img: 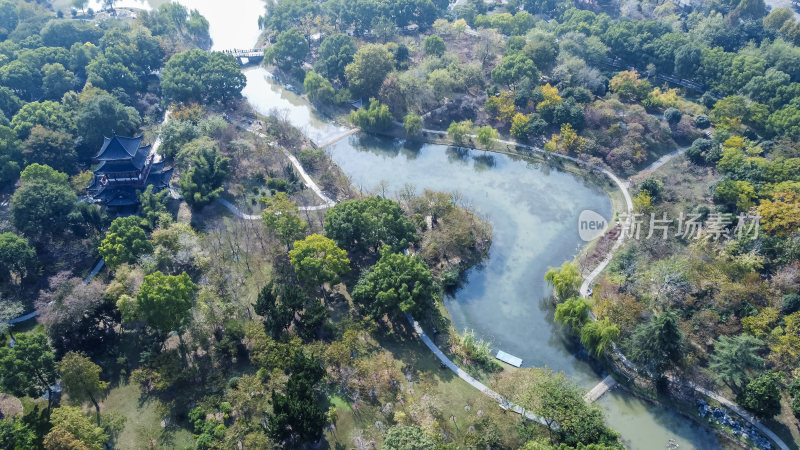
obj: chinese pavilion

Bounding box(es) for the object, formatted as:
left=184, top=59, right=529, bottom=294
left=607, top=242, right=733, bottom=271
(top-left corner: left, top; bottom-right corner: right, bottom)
left=87, top=134, right=172, bottom=208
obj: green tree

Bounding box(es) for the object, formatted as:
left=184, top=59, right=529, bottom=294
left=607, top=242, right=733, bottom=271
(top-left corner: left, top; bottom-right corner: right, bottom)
left=314, top=33, right=355, bottom=82
left=304, top=71, right=334, bottom=104
left=709, top=334, right=764, bottom=392
left=544, top=261, right=582, bottom=301
left=0, top=418, right=36, bottom=450
left=0, top=232, right=35, bottom=282
left=491, top=53, right=539, bottom=87
left=345, top=44, right=395, bottom=99
left=254, top=280, right=303, bottom=338
left=629, top=310, right=684, bottom=377
left=269, top=353, right=326, bottom=445
left=265, top=28, right=309, bottom=74
left=423, top=35, right=446, bottom=57
left=713, top=179, right=757, bottom=212
left=0, top=332, right=58, bottom=412
left=738, top=372, right=783, bottom=418
left=75, top=91, right=140, bottom=161
left=98, top=216, right=153, bottom=269
left=447, top=120, right=473, bottom=145
left=57, top=352, right=109, bottom=425
left=0, top=61, right=41, bottom=101
left=11, top=101, right=72, bottom=140
left=403, top=112, right=423, bottom=136
left=261, top=192, right=308, bottom=249
left=178, top=144, right=230, bottom=208
left=41, top=63, right=75, bottom=101
left=580, top=318, right=620, bottom=357
left=554, top=296, right=590, bottom=329
left=349, top=99, right=392, bottom=131
left=506, top=370, right=620, bottom=446
left=23, top=126, right=77, bottom=174
left=138, top=185, right=171, bottom=230
left=161, top=49, right=246, bottom=105
left=0, top=0, right=17, bottom=40
left=135, top=271, right=197, bottom=340
left=383, top=425, right=436, bottom=449
left=11, top=164, right=77, bottom=239
left=0, top=301, right=23, bottom=338
left=289, top=234, right=350, bottom=293
left=72, top=0, right=89, bottom=12
left=85, top=55, right=139, bottom=94
left=159, top=119, right=200, bottom=159
left=44, top=406, right=108, bottom=450
left=0, top=87, right=22, bottom=119
left=352, top=249, right=436, bottom=319
left=323, top=196, right=418, bottom=253
left=262, top=0, right=320, bottom=32
left=664, top=107, right=682, bottom=125
left=476, top=125, right=498, bottom=149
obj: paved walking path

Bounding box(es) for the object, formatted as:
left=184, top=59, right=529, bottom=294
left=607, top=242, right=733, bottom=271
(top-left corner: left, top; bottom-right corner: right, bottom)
left=226, top=119, right=337, bottom=215
left=640, top=144, right=690, bottom=174
left=405, top=314, right=545, bottom=423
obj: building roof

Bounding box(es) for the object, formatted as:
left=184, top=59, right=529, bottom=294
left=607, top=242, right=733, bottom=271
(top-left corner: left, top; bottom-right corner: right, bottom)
left=94, top=146, right=151, bottom=173
left=94, top=135, right=145, bottom=161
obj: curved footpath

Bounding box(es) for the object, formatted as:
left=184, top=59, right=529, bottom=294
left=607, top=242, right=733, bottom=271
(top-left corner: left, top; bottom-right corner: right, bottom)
left=217, top=119, right=337, bottom=217
left=412, top=128, right=789, bottom=450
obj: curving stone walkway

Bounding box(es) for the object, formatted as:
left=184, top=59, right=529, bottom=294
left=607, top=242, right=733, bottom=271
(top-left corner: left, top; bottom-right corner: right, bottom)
left=405, top=314, right=545, bottom=423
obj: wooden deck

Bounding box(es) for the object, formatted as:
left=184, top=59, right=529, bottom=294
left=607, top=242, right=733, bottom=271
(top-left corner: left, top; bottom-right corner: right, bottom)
left=584, top=375, right=617, bottom=403
left=495, top=350, right=523, bottom=367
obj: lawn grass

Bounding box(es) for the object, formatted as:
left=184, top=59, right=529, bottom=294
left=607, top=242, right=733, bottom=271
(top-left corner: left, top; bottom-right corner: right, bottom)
left=101, top=383, right=195, bottom=450
left=324, top=325, right=527, bottom=448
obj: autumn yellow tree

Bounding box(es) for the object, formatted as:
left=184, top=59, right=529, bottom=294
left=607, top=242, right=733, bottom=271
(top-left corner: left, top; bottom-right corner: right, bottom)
left=609, top=70, right=652, bottom=103
left=758, top=191, right=800, bottom=236
left=537, top=83, right=562, bottom=111
left=544, top=123, right=583, bottom=154
left=484, top=90, right=516, bottom=123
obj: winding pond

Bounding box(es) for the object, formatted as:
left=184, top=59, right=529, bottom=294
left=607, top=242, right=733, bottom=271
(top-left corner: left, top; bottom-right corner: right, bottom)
left=90, top=0, right=725, bottom=447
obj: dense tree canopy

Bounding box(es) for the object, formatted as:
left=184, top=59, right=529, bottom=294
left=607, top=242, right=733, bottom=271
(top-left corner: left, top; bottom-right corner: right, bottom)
left=265, top=27, right=309, bottom=75
left=135, top=271, right=198, bottom=337
left=161, top=49, right=246, bottom=105
left=0, top=332, right=57, bottom=409
left=0, top=231, right=35, bottom=282
left=178, top=144, right=230, bottom=208
left=289, top=234, right=350, bottom=289
left=98, top=216, right=153, bottom=269
left=10, top=164, right=77, bottom=239
left=352, top=249, right=436, bottom=319
left=314, top=33, right=355, bottom=82
left=324, top=196, right=418, bottom=253
left=269, top=353, right=326, bottom=445
left=345, top=44, right=394, bottom=99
